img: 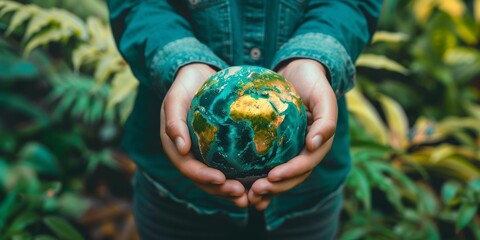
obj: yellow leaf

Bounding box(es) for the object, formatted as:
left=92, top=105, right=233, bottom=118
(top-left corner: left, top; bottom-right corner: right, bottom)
left=0, top=1, right=21, bottom=18
left=87, top=17, right=107, bottom=46
left=463, top=101, right=480, bottom=120
left=475, top=0, right=480, bottom=23
left=72, top=44, right=98, bottom=72
left=53, top=9, right=88, bottom=40
left=356, top=54, right=409, bottom=75
left=5, top=5, right=39, bottom=36
left=371, top=31, right=409, bottom=44
left=346, top=88, right=389, bottom=145
left=452, top=18, right=478, bottom=45
left=119, top=92, right=136, bottom=124
left=24, top=28, right=68, bottom=56
left=443, top=47, right=479, bottom=65
left=377, top=94, right=409, bottom=149
left=412, top=0, right=436, bottom=23
left=430, top=144, right=458, bottom=163
left=409, top=147, right=480, bottom=180
left=438, top=117, right=480, bottom=135
left=94, top=55, right=123, bottom=86
left=438, top=0, right=465, bottom=19
left=24, top=11, right=54, bottom=41
left=107, top=68, right=138, bottom=108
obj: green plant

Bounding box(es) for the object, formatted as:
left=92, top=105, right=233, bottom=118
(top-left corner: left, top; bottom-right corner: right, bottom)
left=0, top=0, right=137, bottom=125
left=341, top=0, right=480, bottom=239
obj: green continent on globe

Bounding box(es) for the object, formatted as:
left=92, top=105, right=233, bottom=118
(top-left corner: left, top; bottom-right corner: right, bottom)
left=187, top=66, right=307, bottom=182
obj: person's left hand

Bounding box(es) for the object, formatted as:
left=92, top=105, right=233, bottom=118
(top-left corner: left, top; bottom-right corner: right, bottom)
left=247, top=59, right=338, bottom=210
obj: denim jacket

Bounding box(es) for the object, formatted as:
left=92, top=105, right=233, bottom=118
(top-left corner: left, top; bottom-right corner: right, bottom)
left=108, top=0, right=382, bottom=230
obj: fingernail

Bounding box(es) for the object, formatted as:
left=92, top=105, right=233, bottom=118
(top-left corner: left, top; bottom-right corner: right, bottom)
left=312, top=135, right=322, bottom=149
left=175, top=137, right=185, bottom=151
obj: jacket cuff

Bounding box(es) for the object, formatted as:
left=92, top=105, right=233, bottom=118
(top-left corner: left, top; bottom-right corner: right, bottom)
left=271, top=33, right=356, bottom=97
left=149, top=37, right=228, bottom=95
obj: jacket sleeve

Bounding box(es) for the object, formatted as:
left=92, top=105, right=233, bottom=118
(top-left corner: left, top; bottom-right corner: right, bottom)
left=271, top=0, right=383, bottom=97
left=107, top=0, right=228, bottom=96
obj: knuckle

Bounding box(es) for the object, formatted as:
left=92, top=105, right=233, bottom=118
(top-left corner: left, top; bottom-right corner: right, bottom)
left=165, top=119, right=179, bottom=136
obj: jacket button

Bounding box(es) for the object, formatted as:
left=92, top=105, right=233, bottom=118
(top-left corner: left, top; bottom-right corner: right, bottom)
left=249, top=48, right=261, bottom=60
left=189, top=0, right=200, bottom=5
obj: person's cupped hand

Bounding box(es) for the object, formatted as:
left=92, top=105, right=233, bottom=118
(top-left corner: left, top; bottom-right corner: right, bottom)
left=248, top=59, right=338, bottom=211
left=160, top=63, right=248, bottom=208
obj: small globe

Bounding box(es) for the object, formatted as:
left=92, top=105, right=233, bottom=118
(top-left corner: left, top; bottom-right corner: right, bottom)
left=187, top=66, right=307, bottom=184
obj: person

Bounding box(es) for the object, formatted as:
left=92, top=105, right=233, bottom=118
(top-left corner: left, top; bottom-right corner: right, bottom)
left=107, top=0, right=382, bottom=239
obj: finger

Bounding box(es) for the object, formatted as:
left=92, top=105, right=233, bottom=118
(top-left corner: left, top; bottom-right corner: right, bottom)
left=196, top=180, right=246, bottom=198
left=231, top=194, right=249, bottom=208
left=247, top=185, right=264, bottom=205
left=196, top=182, right=248, bottom=208
left=161, top=107, right=225, bottom=184
left=163, top=90, right=192, bottom=155
left=305, top=82, right=337, bottom=152
left=254, top=197, right=272, bottom=211
left=268, top=138, right=333, bottom=182
left=251, top=171, right=311, bottom=195
left=305, top=117, right=336, bottom=152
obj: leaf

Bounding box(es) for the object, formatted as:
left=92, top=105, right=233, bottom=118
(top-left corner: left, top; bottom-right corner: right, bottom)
left=364, top=163, right=403, bottom=211
left=476, top=0, right=480, bottom=23
left=442, top=180, right=462, bottom=204
left=71, top=94, right=90, bottom=118
left=348, top=167, right=371, bottom=211
left=93, top=55, right=121, bottom=85
left=346, top=88, right=389, bottom=145
left=24, top=11, right=54, bottom=41
left=464, top=101, right=480, bottom=120
left=443, top=47, right=479, bottom=65
left=376, top=94, right=409, bottom=149
left=417, top=184, right=439, bottom=216
left=456, top=203, right=478, bottom=230
left=371, top=31, right=409, bottom=44
left=356, top=54, right=409, bottom=75
left=34, top=236, right=57, bottom=240
left=18, top=142, right=59, bottom=176
left=0, top=1, right=21, bottom=18
left=5, top=5, right=39, bottom=36
left=0, top=187, right=20, bottom=232
left=89, top=97, right=104, bottom=123
left=57, top=193, right=90, bottom=218
left=467, top=179, right=480, bottom=192
left=5, top=212, right=39, bottom=237
left=72, top=44, right=97, bottom=72
left=438, top=0, right=465, bottom=19
left=0, top=93, right=50, bottom=126
left=54, top=9, right=88, bottom=40
left=43, top=216, right=85, bottom=240
left=452, top=18, right=478, bottom=45
left=340, top=227, right=368, bottom=240
left=412, top=0, right=436, bottom=23
left=24, top=28, right=69, bottom=56
left=107, top=68, right=138, bottom=108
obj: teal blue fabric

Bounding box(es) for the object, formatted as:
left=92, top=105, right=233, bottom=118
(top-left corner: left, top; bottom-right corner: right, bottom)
left=107, top=0, right=382, bottom=230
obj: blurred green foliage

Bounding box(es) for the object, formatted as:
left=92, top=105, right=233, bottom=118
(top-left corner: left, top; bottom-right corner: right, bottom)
left=0, top=0, right=479, bottom=239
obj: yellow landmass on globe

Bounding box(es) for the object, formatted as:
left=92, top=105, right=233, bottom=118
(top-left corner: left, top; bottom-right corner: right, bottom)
left=191, top=111, right=218, bottom=160
left=230, top=95, right=285, bottom=154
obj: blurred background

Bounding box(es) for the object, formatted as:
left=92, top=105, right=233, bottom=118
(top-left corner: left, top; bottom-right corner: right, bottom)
left=0, top=0, right=479, bottom=239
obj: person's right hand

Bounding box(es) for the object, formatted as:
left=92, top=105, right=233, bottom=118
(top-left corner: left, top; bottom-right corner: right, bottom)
left=160, top=63, right=248, bottom=208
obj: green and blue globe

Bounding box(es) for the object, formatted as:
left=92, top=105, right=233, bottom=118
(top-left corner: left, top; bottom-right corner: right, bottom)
left=187, top=66, right=307, bottom=183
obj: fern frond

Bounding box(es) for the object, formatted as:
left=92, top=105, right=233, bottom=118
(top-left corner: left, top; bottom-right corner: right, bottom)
left=0, top=1, right=21, bottom=18
left=107, top=68, right=138, bottom=109
left=5, top=5, right=39, bottom=36
left=24, top=28, right=68, bottom=56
